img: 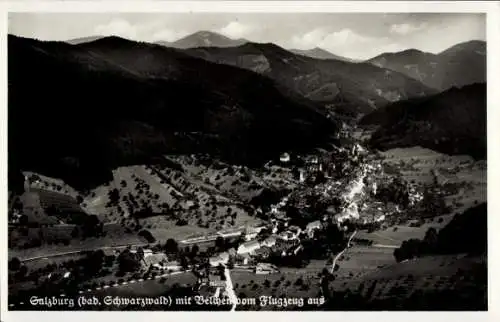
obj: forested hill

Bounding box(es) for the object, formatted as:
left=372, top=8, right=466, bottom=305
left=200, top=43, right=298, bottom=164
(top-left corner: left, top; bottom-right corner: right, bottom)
left=8, top=35, right=337, bottom=190
left=361, top=83, right=486, bottom=160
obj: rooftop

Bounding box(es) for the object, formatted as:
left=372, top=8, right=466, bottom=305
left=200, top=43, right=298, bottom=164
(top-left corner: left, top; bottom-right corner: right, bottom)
left=242, top=240, right=260, bottom=248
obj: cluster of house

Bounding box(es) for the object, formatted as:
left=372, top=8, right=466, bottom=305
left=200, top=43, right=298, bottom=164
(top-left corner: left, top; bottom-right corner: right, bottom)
left=408, top=185, right=424, bottom=207
left=278, top=142, right=371, bottom=186
left=207, top=221, right=323, bottom=273
left=118, top=219, right=323, bottom=279
left=278, top=148, right=410, bottom=230
left=128, top=248, right=182, bottom=272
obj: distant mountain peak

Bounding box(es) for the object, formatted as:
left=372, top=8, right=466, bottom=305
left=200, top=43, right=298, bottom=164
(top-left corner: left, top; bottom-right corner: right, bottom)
left=370, top=48, right=428, bottom=61
left=289, top=47, right=356, bottom=62
left=88, top=35, right=134, bottom=45
left=170, top=31, right=247, bottom=49
left=401, top=48, right=423, bottom=53
left=398, top=48, right=425, bottom=55
left=312, top=46, right=330, bottom=52
left=192, top=30, right=227, bottom=39
left=235, top=41, right=290, bottom=55
left=439, top=39, right=486, bottom=56
left=65, top=35, right=104, bottom=45
left=257, top=42, right=288, bottom=51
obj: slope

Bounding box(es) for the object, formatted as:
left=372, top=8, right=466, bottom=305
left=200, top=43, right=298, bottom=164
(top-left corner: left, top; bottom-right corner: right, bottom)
left=165, top=31, right=248, bottom=49
left=183, top=42, right=436, bottom=115
left=66, top=35, right=104, bottom=45
left=361, top=83, right=486, bottom=159
left=8, top=35, right=337, bottom=190
left=367, top=40, right=486, bottom=91
left=325, top=203, right=487, bottom=310
left=289, top=47, right=357, bottom=62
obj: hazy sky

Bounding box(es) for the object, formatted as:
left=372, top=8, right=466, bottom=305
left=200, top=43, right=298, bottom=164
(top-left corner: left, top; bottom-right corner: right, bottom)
left=9, top=13, right=485, bottom=59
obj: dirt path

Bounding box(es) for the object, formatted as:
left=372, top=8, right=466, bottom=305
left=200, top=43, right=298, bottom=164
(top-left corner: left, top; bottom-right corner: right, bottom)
left=330, top=230, right=357, bottom=274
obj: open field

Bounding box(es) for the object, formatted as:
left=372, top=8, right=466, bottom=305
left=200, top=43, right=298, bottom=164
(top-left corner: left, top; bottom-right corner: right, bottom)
left=280, top=260, right=329, bottom=276
left=21, top=253, right=87, bottom=272
left=332, top=245, right=396, bottom=284
left=334, top=254, right=486, bottom=305
left=9, top=162, right=266, bottom=259
left=372, top=146, right=486, bottom=236
left=355, top=216, right=453, bottom=247
left=380, top=146, right=485, bottom=187
left=144, top=225, right=211, bottom=242
left=23, top=171, right=80, bottom=199
left=84, top=163, right=263, bottom=233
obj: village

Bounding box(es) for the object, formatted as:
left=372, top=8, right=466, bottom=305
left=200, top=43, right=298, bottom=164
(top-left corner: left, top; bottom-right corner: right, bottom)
left=7, top=125, right=459, bottom=310
left=94, top=138, right=432, bottom=303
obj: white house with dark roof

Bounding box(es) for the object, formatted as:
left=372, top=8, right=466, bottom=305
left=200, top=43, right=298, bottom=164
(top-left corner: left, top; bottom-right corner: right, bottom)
left=288, top=225, right=301, bottom=235
left=280, top=152, right=291, bottom=163
left=255, top=263, right=279, bottom=274
left=237, top=240, right=261, bottom=254
left=244, top=225, right=266, bottom=241
left=261, top=235, right=277, bottom=247
left=209, top=252, right=230, bottom=267
left=279, top=231, right=296, bottom=241
left=306, top=220, right=322, bottom=237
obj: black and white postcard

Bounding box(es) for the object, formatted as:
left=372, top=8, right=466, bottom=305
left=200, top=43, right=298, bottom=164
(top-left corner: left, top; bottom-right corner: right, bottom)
left=1, top=1, right=498, bottom=321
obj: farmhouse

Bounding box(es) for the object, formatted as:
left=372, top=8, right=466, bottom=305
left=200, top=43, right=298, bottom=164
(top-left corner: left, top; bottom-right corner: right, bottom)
left=306, top=220, right=322, bottom=237
left=209, top=252, right=230, bottom=267
left=280, top=152, right=291, bottom=163
left=209, top=275, right=226, bottom=288
left=255, top=263, right=279, bottom=275
left=261, top=235, right=277, bottom=247
left=305, top=155, right=319, bottom=165
left=237, top=240, right=261, bottom=255
left=272, top=239, right=299, bottom=255
left=236, top=253, right=252, bottom=265
left=299, top=169, right=306, bottom=183
left=254, top=246, right=272, bottom=259
left=244, top=225, right=265, bottom=241
left=142, top=252, right=167, bottom=269
left=288, top=225, right=302, bottom=236
left=133, top=248, right=153, bottom=257
left=279, top=231, right=296, bottom=241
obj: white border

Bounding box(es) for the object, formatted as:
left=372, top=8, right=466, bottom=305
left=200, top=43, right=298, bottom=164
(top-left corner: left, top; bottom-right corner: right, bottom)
left=0, top=1, right=499, bottom=13
left=1, top=2, right=499, bottom=322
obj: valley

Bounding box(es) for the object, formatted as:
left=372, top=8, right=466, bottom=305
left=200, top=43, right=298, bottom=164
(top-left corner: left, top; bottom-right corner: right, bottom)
left=7, top=24, right=487, bottom=312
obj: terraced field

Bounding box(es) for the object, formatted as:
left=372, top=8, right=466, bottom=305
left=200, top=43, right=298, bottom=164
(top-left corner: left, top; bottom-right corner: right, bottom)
left=231, top=270, right=324, bottom=311
left=331, top=253, right=486, bottom=308
left=23, top=171, right=80, bottom=199
left=84, top=161, right=264, bottom=235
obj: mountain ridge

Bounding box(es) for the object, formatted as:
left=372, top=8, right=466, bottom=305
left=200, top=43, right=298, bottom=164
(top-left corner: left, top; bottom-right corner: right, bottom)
left=183, top=41, right=436, bottom=116
left=165, top=30, right=248, bottom=49
left=290, top=47, right=358, bottom=62
left=8, top=34, right=337, bottom=190
left=367, top=40, right=486, bottom=91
